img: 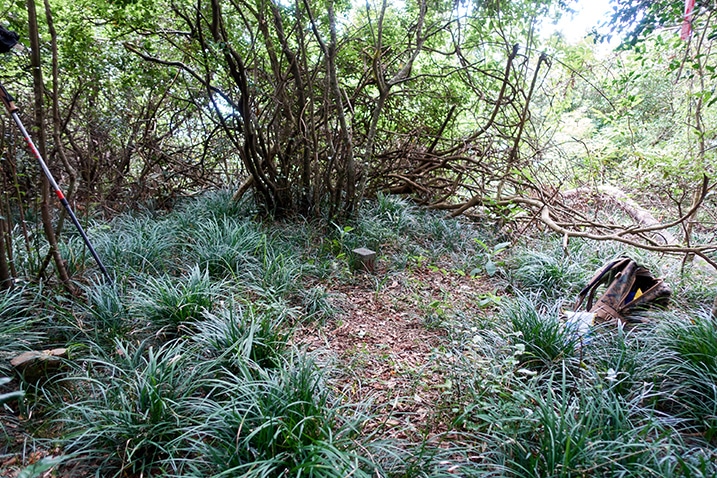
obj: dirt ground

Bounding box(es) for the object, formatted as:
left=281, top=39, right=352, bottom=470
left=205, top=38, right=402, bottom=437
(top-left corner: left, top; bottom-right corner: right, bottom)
left=293, top=258, right=498, bottom=439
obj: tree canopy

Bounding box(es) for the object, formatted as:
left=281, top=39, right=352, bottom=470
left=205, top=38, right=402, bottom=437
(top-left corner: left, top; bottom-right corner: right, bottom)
left=1, top=0, right=717, bottom=287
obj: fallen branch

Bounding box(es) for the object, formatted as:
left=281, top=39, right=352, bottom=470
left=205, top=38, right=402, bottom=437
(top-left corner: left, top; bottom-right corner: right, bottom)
left=501, top=195, right=717, bottom=271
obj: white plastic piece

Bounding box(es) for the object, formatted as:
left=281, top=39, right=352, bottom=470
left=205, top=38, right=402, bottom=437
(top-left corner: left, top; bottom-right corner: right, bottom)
left=564, top=311, right=595, bottom=341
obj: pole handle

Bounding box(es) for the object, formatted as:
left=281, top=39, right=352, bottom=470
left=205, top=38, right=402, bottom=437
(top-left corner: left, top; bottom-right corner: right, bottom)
left=0, top=81, right=19, bottom=114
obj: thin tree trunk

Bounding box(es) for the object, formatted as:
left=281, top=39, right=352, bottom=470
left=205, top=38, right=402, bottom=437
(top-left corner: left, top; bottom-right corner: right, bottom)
left=27, top=0, right=73, bottom=292
left=44, top=0, right=77, bottom=235
left=0, top=120, right=13, bottom=288
left=0, top=212, right=11, bottom=289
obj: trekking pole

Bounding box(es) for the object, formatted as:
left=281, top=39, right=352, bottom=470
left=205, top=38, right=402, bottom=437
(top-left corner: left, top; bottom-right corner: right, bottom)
left=0, top=28, right=112, bottom=283
left=0, top=81, right=112, bottom=283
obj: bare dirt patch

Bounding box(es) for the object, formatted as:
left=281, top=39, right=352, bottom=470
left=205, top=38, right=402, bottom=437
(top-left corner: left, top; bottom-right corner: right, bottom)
left=294, top=258, right=498, bottom=438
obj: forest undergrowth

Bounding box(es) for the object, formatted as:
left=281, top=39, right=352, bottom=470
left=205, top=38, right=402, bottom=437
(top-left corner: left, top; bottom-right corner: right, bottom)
left=1, top=190, right=717, bottom=477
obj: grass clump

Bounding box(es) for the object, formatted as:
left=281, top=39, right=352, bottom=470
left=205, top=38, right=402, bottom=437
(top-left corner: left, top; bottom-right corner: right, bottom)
left=447, top=284, right=717, bottom=477
left=0, top=287, right=45, bottom=373
left=299, top=285, right=338, bottom=324
left=657, top=312, right=717, bottom=440
left=136, top=265, right=226, bottom=334
left=506, top=243, right=588, bottom=300
left=94, top=214, right=177, bottom=276
left=57, top=342, right=375, bottom=477
left=193, top=302, right=289, bottom=369
left=256, top=242, right=303, bottom=296
left=77, top=281, right=134, bottom=346
left=58, top=339, right=208, bottom=476
left=185, top=354, right=373, bottom=477
left=488, top=375, right=674, bottom=477
left=171, top=188, right=254, bottom=223
left=505, top=296, right=578, bottom=369
left=184, top=217, right=263, bottom=279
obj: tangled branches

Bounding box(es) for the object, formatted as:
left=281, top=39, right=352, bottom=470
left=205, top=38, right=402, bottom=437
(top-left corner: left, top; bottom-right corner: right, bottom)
left=367, top=47, right=717, bottom=271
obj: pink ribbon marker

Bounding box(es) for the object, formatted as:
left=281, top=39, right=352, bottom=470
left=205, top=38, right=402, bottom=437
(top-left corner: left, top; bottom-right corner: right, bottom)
left=681, top=0, right=696, bottom=40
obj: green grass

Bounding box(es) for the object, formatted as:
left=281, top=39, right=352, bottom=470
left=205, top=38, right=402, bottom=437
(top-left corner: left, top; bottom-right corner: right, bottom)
left=76, top=280, right=134, bottom=346
left=506, top=243, right=589, bottom=300
left=184, top=216, right=264, bottom=279
left=299, top=285, right=338, bottom=324
left=0, top=287, right=45, bottom=374
left=57, top=343, right=375, bottom=477
left=58, top=339, right=209, bottom=476
left=182, top=354, right=374, bottom=477
left=136, top=265, right=226, bottom=334
left=505, top=295, right=579, bottom=369
left=94, top=214, right=178, bottom=276
left=192, top=301, right=289, bottom=369
left=657, top=312, right=717, bottom=440
left=3, top=191, right=717, bottom=477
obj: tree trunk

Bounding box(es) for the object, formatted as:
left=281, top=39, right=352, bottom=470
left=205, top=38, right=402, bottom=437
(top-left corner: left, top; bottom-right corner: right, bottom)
left=0, top=216, right=11, bottom=289
left=44, top=0, right=77, bottom=234
left=0, top=120, right=13, bottom=289
left=27, top=0, right=73, bottom=292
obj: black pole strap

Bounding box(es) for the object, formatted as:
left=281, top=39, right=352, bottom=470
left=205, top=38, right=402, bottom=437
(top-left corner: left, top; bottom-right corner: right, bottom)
left=0, top=25, right=20, bottom=54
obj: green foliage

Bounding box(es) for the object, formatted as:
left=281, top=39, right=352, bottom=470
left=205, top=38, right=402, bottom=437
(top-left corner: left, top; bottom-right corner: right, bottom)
left=505, top=296, right=579, bottom=369
left=94, top=214, right=177, bottom=276
left=56, top=340, right=377, bottom=477
left=452, top=303, right=717, bottom=477
left=192, top=302, right=288, bottom=369
left=299, top=286, right=338, bottom=324
left=494, top=376, right=669, bottom=477
left=0, top=376, right=23, bottom=405
left=59, top=339, right=208, bottom=476
left=78, top=280, right=134, bottom=345
left=0, top=287, right=44, bottom=374
left=657, top=313, right=717, bottom=439
left=5, top=191, right=717, bottom=477
left=136, top=266, right=224, bottom=333
left=189, top=355, right=372, bottom=477
left=184, top=217, right=264, bottom=279
left=542, top=12, right=717, bottom=233
left=172, top=189, right=255, bottom=223
left=256, top=244, right=303, bottom=297
left=601, top=0, right=691, bottom=47
left=506, top=242, right=588, bottom=300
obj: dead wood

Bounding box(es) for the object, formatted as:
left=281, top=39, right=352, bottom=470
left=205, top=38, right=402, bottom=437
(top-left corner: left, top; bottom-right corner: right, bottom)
left=373, top=130, right=716, bottom=271
left=499, top=191, right=717, bottom=271
left=561, top=185, right=679, bottom=245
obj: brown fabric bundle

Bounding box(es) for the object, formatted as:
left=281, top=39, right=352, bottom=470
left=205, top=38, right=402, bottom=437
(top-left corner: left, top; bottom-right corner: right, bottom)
left=573, top=257, right=671, bottom=325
